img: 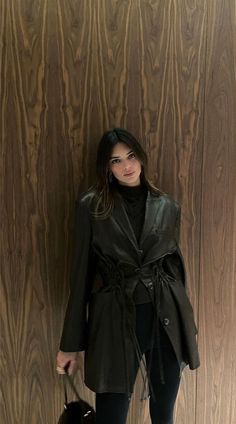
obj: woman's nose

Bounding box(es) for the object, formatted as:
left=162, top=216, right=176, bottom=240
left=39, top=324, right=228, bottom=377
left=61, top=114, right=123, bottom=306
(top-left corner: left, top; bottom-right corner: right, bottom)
left=123, top=160, right=131, bottom=171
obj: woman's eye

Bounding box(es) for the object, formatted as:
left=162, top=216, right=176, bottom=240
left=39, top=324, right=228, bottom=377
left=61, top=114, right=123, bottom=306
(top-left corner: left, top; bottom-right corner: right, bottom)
left=111, top=158, right=120, bottom=165
left=128, top=153, right=136, bottom=159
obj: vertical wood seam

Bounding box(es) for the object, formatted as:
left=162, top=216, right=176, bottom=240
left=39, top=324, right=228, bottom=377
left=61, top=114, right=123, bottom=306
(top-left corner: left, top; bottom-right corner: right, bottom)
left=195, top=1, right=209, bottom=423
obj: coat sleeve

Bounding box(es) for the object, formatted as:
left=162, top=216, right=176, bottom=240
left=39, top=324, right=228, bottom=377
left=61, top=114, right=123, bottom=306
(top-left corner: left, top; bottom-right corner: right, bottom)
left=175, top=205, right=187, bottom=287
left=59, top=198, right=93, bottom=352
left=162, top=203, right=186, bottom=286
left=174, top=204, right=181, bottom=244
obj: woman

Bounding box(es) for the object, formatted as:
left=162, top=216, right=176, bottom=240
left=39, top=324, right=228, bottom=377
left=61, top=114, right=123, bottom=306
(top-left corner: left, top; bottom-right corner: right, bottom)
left=56, top=128, right=200, bottom=424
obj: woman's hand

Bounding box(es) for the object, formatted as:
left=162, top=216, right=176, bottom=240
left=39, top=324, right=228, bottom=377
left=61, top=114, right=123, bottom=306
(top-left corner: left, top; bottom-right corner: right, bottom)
left=56, top=350, right=79, bottom=375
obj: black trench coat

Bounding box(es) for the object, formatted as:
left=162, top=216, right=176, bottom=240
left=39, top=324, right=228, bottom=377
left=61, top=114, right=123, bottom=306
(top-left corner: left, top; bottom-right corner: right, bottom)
left=60, top=189, right=200, bottom=394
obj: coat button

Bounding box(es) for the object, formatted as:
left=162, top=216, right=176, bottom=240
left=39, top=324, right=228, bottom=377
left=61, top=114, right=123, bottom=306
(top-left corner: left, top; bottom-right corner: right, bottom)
left=163, top=318, right=170, bottom=326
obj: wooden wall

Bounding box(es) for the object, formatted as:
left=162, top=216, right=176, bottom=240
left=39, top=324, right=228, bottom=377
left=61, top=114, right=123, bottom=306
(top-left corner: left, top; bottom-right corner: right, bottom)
left=1, top=1, right=235, bottom=423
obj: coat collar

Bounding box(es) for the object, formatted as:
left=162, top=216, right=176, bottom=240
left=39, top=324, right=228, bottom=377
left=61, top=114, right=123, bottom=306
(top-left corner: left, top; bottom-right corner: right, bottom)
left=112, top=190, right=162, bottom=251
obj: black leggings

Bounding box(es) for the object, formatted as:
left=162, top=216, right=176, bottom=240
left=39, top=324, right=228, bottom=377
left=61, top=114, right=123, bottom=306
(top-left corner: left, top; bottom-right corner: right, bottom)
left=96, top=303, right=181, bottom=424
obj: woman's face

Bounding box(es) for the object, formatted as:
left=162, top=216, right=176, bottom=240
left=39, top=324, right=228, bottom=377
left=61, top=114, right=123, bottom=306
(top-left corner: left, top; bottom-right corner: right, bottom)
left=109, top=142, right=142, bottom=186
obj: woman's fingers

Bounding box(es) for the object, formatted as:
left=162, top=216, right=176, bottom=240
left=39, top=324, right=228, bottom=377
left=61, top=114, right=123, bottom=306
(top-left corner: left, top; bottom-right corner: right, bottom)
left=56, top=364, right=67, bottom=374
left=56, top=351, right=79, bottom=375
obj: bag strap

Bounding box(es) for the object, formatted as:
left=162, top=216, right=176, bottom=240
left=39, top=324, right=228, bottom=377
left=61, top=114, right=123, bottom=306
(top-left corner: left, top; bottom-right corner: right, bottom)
left=63, top=372, right=82, bottom=405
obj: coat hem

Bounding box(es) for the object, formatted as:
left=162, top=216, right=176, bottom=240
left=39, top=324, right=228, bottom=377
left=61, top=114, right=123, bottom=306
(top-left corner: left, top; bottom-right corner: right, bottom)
left=84, top=379, right=134, bottom=395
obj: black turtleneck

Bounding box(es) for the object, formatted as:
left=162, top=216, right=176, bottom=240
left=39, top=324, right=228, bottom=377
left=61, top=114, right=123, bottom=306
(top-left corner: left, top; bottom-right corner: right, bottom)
left=116, top=183, right=147, bottom=243
left=116, top=183, right=152, bottom=304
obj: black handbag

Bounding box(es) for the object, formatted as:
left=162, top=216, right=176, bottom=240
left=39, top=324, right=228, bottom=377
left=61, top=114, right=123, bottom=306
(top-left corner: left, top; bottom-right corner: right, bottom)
left=58, top=373, right=96, bottom=424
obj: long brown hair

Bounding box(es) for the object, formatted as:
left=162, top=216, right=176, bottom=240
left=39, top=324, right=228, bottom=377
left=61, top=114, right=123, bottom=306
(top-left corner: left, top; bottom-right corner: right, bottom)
left=90, top=128, right=163, bottom=218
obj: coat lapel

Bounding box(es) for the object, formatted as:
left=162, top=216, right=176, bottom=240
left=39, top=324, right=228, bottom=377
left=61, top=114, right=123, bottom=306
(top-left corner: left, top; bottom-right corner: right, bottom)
left=112, top=191, right=161, bottom=251
left=139, top=191, right=161, bottom=246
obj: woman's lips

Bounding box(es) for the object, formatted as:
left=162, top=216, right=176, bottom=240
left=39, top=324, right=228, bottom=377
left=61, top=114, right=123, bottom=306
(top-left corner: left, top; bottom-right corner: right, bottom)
left=124, top=171, right=135, bottom=177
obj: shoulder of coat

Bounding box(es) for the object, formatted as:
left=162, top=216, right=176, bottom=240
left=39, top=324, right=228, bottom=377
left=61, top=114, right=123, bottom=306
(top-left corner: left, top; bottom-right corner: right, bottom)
left=151, top=191, right=180, bottom=212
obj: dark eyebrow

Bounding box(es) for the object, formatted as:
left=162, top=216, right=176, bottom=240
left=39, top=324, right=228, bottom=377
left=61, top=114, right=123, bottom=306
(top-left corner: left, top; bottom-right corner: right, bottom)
left=110, top=150, right=133, bottom=159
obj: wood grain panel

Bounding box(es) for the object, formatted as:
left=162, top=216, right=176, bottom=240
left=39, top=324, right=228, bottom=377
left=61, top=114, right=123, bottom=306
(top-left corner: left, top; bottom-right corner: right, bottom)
left=197, top=0, right=236, bottom=423
left=1, top=0, right=57, bottom=423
